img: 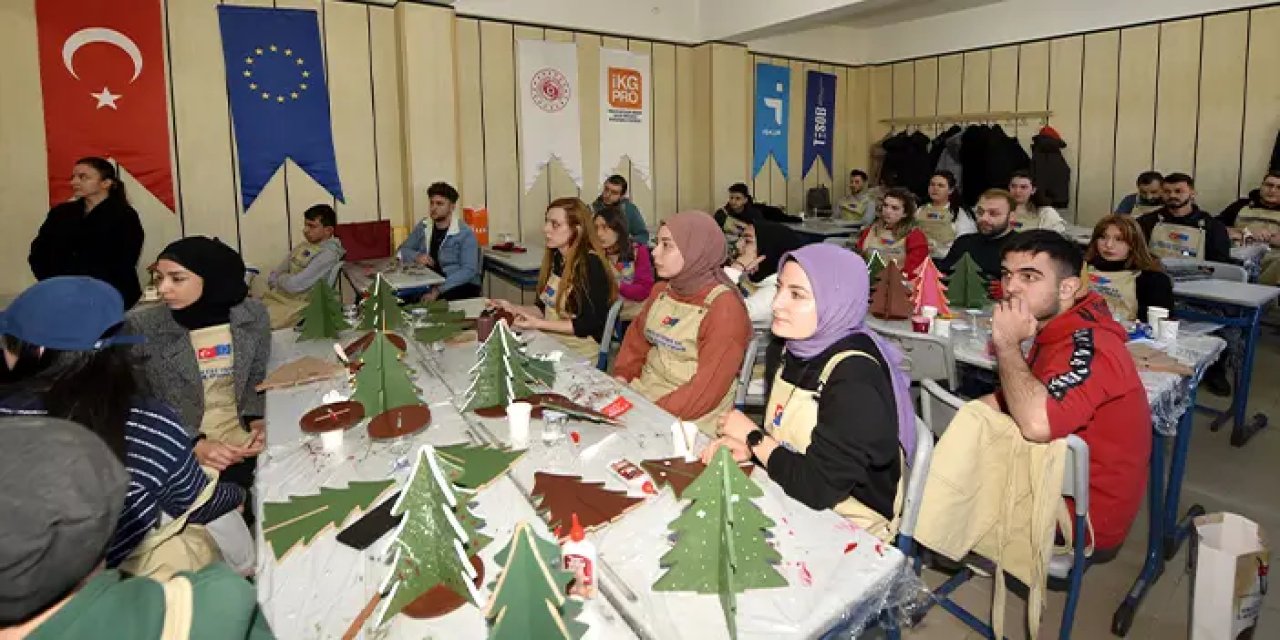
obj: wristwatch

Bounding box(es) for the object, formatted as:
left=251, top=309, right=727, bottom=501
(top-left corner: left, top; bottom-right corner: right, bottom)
left=745, top=429, right=766, bottom=448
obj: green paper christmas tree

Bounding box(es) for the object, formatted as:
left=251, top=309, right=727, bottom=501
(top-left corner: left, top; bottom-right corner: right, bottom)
left=652, top=446, right=787, bottom=640
left=945, top=252, right=991, bottom=310
left=359, top=274, right=407, bottom=331
left=415, top=320, right=467, bottom=345
left=299, top=279, right=351, bottom=340
left=437, top=443, right=526, bottom=491
left=352, top=331, right=422, bottom=416
left=866, top=249, right=887, bottom=285
left=462, top=320, right=556, bottom=412
left=484, top=521, right=588, bottom=640
left=261, top=479, right=396, bottom=559
left=376, top=445, right=485, bottom=626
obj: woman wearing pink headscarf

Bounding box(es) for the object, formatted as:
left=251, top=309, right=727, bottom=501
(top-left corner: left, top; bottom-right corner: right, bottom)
left=613, top=211, right=752, bottom=434
left=703, top=243, right=916, bottom=542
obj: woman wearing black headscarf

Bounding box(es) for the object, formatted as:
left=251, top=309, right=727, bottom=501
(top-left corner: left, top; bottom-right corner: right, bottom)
left=124, top=237, right=271, bottom=489
left=723, top=219, right=806, bottom=324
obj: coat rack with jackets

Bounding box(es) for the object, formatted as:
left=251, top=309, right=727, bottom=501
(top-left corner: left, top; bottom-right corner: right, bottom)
left=871, top=111, right=1069, bottom=209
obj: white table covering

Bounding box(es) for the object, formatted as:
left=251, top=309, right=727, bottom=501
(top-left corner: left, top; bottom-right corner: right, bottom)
left=258, top=327, right=911, bottom=639
left=342, top=258, right=445, bottom=294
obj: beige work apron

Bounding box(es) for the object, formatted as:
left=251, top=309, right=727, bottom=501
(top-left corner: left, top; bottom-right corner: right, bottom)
left=630, top=286, right=736, bottom=434
left=540, top=272, right=601, bottom=360
left=861, top=225, right=909, bottom=270
left=839, top=193, right=874, bottom=222
left=767, top=350, right=904, bottom=542
left=1011, top=206, right=1046, bottom=231
left=918, top=204, right=957, bottom=248
left=259, top=240, right=331, bottom=329
left=1149, top=221, right=1207, bottom=259
left=1234, top=205, right=1280, bottom=237
left=1085, top=268, right=1141, bottom=322
left=190, top=324, right=251, bottom=447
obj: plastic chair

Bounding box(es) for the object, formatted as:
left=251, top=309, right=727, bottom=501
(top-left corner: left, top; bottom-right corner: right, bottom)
left=894, top=411, right=935, bottom=572
left=596, top=299, right=624, bottom=372
left=874, top=323, right=958, bottom=390
left=918, top=381, right=1092, bottom=640
left=733, top=333, right=765, bottom=410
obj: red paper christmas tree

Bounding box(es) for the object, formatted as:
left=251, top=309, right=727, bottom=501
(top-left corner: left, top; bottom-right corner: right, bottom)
left=869, top=260, right=913, bottom=320
left=910, top=257, right=952, bottom=317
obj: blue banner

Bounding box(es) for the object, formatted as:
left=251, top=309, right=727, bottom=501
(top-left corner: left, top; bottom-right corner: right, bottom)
left=218, top=6, right=344, bottom=211
left=803, top=70, right=837, bottom=178
left=753, top=63, right=790, bottom=179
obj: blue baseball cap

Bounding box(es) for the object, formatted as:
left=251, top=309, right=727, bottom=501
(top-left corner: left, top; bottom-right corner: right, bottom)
left=0, top=277, right=144, bottom=351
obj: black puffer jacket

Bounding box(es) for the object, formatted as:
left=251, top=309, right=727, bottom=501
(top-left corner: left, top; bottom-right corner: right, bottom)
left=1031, top=130, right=1071, bottom=208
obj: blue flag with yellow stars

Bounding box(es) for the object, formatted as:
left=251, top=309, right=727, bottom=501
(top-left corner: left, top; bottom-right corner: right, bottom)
left=217, top=6, right=343, bottom=211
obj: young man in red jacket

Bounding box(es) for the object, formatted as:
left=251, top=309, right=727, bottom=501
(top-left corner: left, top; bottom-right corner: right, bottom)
left=983, top=230, right=1152, bottom=555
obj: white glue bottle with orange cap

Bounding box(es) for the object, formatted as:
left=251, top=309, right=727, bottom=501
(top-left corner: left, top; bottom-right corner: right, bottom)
left=561, top=513, right=598, bottom=597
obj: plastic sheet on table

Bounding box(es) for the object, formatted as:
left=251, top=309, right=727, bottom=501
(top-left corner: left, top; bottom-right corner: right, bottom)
left=1136, top=335, right=1227, bottom=437
left=594, top=478, right=916, bottom=640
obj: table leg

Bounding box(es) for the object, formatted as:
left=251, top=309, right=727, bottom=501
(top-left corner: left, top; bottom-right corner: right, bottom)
left=1162, top=387, right=1206, bottom=561
left=1229, top=306, right=1269, bottom=447
left=1112, top=427, right=1167, bottom=637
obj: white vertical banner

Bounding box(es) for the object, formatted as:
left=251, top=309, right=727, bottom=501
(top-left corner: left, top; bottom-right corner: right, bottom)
left=598, top=48, right=652, bottom=188
left=517, top=39, right=583, bottom=193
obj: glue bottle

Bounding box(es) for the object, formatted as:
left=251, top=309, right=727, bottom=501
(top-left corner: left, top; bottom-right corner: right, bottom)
left=561, top=513, right=598, bottom=596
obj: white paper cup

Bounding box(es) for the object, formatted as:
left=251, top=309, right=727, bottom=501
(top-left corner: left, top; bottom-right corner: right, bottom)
left=1160, top=320, right=1180, bottom=344
left=921, top=305, right=939, bottom=319
left=1147, top=306, right=1170, bottom=332
left=320, top=429, right=343, bottom=452
left=506, top=402, right=533, bottom=448
left=932, top=318, right=952, bottom=338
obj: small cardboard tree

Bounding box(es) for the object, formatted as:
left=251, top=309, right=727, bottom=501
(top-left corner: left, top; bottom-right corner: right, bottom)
left=869, top=260, right=913, bottom=320
left=376, top=445, right=484, bottom=626
left=910, top=257, right=953, bottom=317
left=462, top=320, right=556, bottom=412
left=652, top=446, right=787, bottom=640
left=262, top=479, right=396, bottom=560
left=299, top=279, right=351, bottom=340
left=352, top=331, right=422, bottom=417
left=437, top=443, right=526, bottom=491
left=484, top=522, right=587, bottom=640
left=532, top=472, right=644, bottom=537
left=360, top=274, right=407, bottom=332
left=945, top=252, right=991, bottom=310
left=866, top=249, right=887, bottom=285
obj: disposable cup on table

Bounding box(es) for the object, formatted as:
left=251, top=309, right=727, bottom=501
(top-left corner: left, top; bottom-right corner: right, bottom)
left=910, top=315, right=931, bottom=334
left=507, top=402, right=533, bottom=448
left=932, top=318, right=952, bottom=338
left=1148, top=306, right=1170, bottom=334
left=921, top=305, right=939, bottom=320
left=1160, top=320, right=1180, bottom=344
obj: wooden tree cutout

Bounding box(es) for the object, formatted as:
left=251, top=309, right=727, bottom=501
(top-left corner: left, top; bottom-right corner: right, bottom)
left=869, top=260, right=913, bottom=320
left=261, top=479, right=395, bottom=560
left=359, top=274, right=407, bottom=331
left=866, top=249, right=887, bottom=286
left=652, top=446, right=787, bottom=640
left=299, top=279, right=351, bottom=340
left=462, top=320, right=556, bottom=412
left=531, top=472, right=643, bottom=537
left=945, top=252, right=991, bottom=310
left=436, top=443, right=526, bottom=491
left=351, top=331, right=422, bottom=417
left=484, top=522, right=587, bottom=640
left=910, top=257, right=953, bottom=317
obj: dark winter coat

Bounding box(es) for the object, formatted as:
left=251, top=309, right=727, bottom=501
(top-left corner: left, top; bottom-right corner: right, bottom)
left=1031, top=132, right=1072, bottom=208
left=29, top=195, right=145, bottom=307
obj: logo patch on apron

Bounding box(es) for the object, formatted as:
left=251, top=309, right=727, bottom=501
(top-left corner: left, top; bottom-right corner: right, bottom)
left=660, top=316, right=680, bottom=328
left=772, top=404, right=785, bottom=427
left=197, top=344, right=233, bottom=360
left=1167, top=230, right=1191, bottom=242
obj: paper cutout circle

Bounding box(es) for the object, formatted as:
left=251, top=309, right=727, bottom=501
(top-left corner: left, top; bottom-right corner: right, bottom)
left=367, top=404, right=431, bottom=440
left=299, top=401, right=364, bottom=433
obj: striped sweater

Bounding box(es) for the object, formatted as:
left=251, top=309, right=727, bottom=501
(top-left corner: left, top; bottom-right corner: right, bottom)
left=0, top=395, right=245, bottom=567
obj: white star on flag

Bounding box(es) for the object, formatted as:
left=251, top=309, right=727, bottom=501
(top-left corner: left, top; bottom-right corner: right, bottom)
left=91, top=86, right=121, bottom=110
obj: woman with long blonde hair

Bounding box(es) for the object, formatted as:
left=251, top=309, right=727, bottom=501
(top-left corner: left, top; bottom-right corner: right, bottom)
left=491, top=197, right=618, bottom=358
left=1083, top=214, right=1173, bottom=322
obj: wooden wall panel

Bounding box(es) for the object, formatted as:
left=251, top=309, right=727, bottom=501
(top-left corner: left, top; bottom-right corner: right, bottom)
left=710, top=44, right=751, bottom=203
left=679, top=45, right=712, bottom=212
left=1047, top=36, right=1083, bottom=221
left=1194, top=12, right=1248, bottom=211
left=397, top=2, right=459, bottom=232
left=652, top=43, right=678, bottom=223
left=845, top=66, right=871, bottom=179
left=578, top=35, right=603, bottom=198
left=326, top=1, right=379, bottom=224
left=787, top=59, right=805, bottom=212
left=369, top=6, right=403, bottom=221
left=913, top=58, right=939, bottom=137
left=1015, top=42, right=1050, bottom=153
left=0, top=1, right=48, bottom=292
left=1241, top=6, right=1280, bottom=195
left=1153, top=18, right=1202, bottom=176
left=936, top=54, right=963, bottom=120
left=454, top=18, right=486, bottom=210
left=892, top=61, right=914, bottom=119
left=962, top=50, right=990, bottom=114
left=479, top=22, right=519, bottom=242
left=1112, top=25, right=1159, bottom=207
left=989, top=46, right=1019, bottom=123
left=868, top=65, right=894, bottom=158
left=1076, top=31, right=1120, bottom=225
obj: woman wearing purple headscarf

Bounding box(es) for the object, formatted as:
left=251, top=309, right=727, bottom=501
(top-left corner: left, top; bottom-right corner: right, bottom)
left=702, top=243, right=917, bottom=542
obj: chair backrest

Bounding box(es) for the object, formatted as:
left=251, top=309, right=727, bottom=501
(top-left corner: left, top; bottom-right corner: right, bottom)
left=734, top=333, right=765, bottom=409
left=921, top=379, right=964, bottom=438
left=334, top=220, right=393, bottom=261
left=897, top=412, right=935, bottom=539
left=806, top=186, right=832, bottom=216
left=1161, top=257, right=1248, bottom=283
left=875, top=323, right=957, bottom=389
left=596, top=299, right=625, bottom=371
left=1061, top=434, right=1090, bottom=515
left=326, top=259, right=344, bottom=288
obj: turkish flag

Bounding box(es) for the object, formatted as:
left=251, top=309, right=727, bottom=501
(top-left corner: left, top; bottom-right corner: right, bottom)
left=36, top=0, right=175, bottom=211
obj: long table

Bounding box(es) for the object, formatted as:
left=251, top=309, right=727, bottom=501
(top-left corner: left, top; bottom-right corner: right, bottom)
left=483, top=243, right=544, bottom=290
left=258, top=326, right=911, bottom=639
left=342, top=258, right=445, bottom=299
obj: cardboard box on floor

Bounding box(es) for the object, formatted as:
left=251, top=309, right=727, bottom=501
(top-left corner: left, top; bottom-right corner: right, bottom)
left=1190, top=513, right=1269, bottom=640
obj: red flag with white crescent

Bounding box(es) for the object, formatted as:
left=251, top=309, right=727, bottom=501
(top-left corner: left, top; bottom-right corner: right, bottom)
left=35, top=0, right=176, bottom=211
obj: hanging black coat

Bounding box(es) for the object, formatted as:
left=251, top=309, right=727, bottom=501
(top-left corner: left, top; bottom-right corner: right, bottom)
left=1030, top=130, right=1071, bottom=208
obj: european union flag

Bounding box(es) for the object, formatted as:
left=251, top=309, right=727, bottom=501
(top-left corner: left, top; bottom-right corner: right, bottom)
left=218, top=6, right=344, bottom=211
